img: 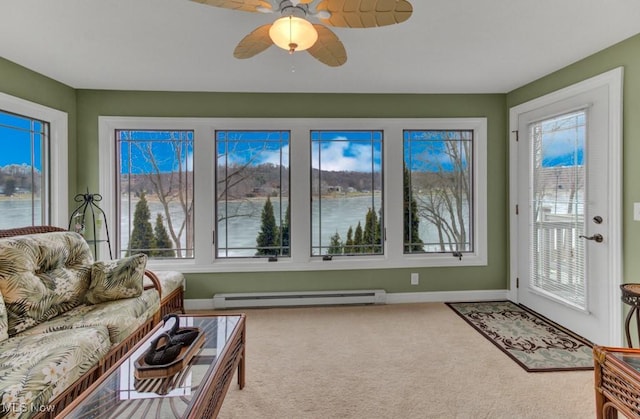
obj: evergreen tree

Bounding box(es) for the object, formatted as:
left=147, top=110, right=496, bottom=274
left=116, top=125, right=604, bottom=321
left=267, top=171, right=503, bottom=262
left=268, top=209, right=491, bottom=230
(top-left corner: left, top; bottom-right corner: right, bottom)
left=403, top=166, right=424, bottom=252
left=353, top=222, right=363, bottom=254
left=256, top=197, right=278, bottom=256
left=153, top=213, right=175, bottom=257
left=128, top=191, right=155, bottom=256
left=344, top=226, right=354, bottom=254
left=377, top=208, right=383, bottom=250
left=328, top=231, right=343, bottom=255
left=363, top=208, right=381, bottom=253
left=280, top=204, right=290, bottom=256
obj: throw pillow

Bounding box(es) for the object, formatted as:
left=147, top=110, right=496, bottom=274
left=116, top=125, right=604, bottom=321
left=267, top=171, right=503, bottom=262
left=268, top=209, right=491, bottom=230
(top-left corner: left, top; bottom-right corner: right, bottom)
left=86, top=254, right=147, bottom=304
left=0, top=232, right=93, bottom=336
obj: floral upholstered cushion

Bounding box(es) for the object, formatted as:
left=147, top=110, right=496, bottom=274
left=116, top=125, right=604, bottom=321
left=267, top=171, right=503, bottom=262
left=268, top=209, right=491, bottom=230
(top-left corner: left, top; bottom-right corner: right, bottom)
left=0, top=290, right=7, bottom=342
left=86, top=254, right=147, bottom=304
left=0, top=232, right=93, bottom=337
left=19, top=288, right=160, bottom=344
left=144, top=270, right=185, bottom=297
left=0, top=326, right=111, bottom=419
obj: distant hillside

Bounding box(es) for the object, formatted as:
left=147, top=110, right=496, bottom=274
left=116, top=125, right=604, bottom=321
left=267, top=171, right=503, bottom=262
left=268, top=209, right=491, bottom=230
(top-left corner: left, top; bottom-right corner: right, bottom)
left=311, top=169, right=382, bottom=194
left=121, top=164, right=383, bottom=198
left=0, top=164, right=40, bottom=195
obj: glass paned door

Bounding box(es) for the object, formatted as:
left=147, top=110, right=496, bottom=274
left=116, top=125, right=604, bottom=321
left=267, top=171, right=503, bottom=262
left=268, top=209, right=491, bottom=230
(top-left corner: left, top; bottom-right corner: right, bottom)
left=530, top=111, right=586, bottom=309
left=513, top=69, right=623, bottom=345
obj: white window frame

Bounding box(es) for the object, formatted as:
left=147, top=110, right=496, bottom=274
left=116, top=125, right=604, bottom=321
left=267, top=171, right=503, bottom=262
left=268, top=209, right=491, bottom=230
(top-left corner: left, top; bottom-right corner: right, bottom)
left=0, top=92, right=68, bottom=227
left=216, top=129, right=290, bottom=259
left=311, top=129, right=384, bottom=257
left=99, top=117, right=487, bottom=272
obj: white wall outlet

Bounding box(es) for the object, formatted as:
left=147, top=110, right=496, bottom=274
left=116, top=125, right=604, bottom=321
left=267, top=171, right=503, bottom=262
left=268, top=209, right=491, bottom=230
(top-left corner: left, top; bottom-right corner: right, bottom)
left=411, top=272, right=419, bottom=285
left=635, top=203, right=640, bottom=221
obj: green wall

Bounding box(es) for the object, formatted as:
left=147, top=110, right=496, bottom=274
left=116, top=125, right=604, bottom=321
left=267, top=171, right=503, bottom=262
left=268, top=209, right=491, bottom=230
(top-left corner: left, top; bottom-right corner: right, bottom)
left=506, top=32, right=640, bottom=287
left=0, top=58, right=77, bottom=211
left=0, top=57, right=510, bottom=298
left=7, top=26, right=640, bottom=301
left=76, top=91, right=507, bottom=298
left=2, top=30, right=639, bottom=305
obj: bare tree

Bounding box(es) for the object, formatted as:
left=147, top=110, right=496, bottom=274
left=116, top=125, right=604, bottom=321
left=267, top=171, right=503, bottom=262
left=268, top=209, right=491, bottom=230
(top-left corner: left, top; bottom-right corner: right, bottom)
left=131, top=134, right=193, bottom=257
left=412, top=132, right=471, bottom=252
left=216, top=140, right=286, bottom=223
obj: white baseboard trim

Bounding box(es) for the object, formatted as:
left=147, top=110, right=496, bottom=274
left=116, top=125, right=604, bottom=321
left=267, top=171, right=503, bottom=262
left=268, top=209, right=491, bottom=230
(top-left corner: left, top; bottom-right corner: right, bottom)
left=385, top=289, right=508, bottom=304
left=184, top=289, right=509, bottom=311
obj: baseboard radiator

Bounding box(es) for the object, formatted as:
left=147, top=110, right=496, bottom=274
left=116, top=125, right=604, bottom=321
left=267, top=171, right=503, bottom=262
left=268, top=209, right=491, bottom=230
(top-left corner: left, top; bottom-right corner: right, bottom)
left=212, top=289, right=387, bottom=309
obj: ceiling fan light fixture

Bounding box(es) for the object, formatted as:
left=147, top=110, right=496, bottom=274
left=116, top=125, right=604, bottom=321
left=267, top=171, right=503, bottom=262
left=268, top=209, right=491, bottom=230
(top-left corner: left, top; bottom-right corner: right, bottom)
left=269, top=16, right=318, bottom=53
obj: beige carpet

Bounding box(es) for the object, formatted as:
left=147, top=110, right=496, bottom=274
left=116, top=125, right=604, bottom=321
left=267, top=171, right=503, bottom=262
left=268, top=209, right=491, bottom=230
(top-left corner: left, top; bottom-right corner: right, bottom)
left=199, top=303, right=594, bottom=418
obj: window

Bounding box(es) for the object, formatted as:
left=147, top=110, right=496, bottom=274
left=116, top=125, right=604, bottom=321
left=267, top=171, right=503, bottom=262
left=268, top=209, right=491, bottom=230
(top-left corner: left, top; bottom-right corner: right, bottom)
left=529, top=111, right=586, bottom=305
left=311, top=130, right=383, bottom=256
left=0, top=111, right=47, bottom=227
left=99, top=117, right=486, bottom=271
left=0, top=93, right=68, bottom=229
left=215, top=130, right=290, bottom=258
left=403, top=130, right=473, bottom=256
left=116, top=130, right=194, bottom=259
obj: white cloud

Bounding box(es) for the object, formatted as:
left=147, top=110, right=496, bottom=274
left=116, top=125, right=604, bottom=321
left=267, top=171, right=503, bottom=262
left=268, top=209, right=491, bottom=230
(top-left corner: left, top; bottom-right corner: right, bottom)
left=543, top=136, right=583, bottom=159
left=313, top=137, right=381, bottom=172
left=256, top=144, right=290, bottom=167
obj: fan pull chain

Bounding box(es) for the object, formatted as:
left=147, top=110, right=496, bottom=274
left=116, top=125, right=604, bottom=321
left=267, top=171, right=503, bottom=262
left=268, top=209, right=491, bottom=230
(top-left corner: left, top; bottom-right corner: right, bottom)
left=288, top=16, right=297, bottom=54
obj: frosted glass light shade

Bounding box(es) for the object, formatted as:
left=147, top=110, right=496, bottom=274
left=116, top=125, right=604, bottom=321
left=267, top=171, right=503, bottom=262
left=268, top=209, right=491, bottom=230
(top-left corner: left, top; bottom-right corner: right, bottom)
left=269, top=16, right=318, bottom=53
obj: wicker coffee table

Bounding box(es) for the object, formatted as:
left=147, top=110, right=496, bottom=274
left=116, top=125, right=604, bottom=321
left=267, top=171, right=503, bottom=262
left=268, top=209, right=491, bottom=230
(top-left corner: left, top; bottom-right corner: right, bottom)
left=57, top=314, right=245, bottom=419
left=593, top=345, right=640, bottom=418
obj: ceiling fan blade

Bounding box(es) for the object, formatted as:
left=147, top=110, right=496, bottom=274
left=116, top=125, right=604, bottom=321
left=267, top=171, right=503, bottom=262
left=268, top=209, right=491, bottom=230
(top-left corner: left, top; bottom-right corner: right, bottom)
left=316, top=0, right=413, bottom=28
left=306, top=24, right=347, bottom=67
left=233, top=24, right=274, bottom=59
left=189, top=0, right=272, bottom=13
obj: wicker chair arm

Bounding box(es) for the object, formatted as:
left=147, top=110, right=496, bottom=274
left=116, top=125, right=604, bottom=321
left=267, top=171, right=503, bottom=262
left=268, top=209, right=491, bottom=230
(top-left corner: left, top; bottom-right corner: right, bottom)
left=0, top=225, right=66, bottom=238
left=143, top=269, right=163, bottom=297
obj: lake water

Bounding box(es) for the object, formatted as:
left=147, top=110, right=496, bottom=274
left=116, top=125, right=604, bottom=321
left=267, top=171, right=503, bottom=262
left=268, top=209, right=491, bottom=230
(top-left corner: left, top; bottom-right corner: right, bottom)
left=0, top=199, right=41, bottom=229
left=123, top=195, right=465, bottom=256
left=124, top=196, right=386, bottom=257
left=0, top=196, right=468, bottom=256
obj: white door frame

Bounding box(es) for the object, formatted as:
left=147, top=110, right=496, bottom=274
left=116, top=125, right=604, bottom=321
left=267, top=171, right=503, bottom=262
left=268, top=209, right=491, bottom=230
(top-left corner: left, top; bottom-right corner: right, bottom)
left=508, top=67, right=623, bottom=346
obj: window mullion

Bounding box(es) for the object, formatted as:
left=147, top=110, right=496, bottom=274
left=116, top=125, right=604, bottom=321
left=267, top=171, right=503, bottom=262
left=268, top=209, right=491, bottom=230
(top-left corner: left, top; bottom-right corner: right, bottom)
left=98, top=117, right=486, bottom=271
left=289, top=125, right=311, bottom=263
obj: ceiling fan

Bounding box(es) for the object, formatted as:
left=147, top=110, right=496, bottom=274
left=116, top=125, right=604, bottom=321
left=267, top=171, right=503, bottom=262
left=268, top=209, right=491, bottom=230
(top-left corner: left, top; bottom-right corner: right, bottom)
left=189, top=0, right=413, bottom=67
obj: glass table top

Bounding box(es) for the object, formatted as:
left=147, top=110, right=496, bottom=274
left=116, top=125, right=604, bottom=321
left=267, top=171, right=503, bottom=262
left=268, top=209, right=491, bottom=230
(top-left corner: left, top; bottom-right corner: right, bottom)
left=611, top=350, right=640, bottom=373
left=64, top=315, right=242, bottom=419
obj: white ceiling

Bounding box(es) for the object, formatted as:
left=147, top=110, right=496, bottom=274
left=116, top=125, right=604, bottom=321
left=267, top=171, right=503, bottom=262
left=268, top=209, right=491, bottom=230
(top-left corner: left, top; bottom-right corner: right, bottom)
left=1, top=0, right=639, bottom=94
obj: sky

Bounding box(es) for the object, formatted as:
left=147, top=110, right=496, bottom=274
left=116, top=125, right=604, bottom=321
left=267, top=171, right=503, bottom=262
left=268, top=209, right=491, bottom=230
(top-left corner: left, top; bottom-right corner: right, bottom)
left=217, top=130, right=290, bottom=169
left=0, top=112, right=44, bottom=168
left=404, top=130, right=471, bottom=172
left=1, top=115, right=585, bottom=175
left=311, top=131, right=382, bottom=172
left=538, top=111, right=585, bottom=167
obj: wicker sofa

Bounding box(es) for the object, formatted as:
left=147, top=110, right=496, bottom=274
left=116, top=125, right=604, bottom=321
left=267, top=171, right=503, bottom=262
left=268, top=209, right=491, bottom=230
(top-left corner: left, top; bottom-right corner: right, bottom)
left=0, top=226, right=185, bottom=419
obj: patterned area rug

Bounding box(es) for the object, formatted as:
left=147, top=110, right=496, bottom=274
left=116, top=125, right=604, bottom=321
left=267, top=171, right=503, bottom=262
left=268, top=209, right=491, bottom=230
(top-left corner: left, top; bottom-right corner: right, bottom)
left=446, top=300, right=593, bottom=372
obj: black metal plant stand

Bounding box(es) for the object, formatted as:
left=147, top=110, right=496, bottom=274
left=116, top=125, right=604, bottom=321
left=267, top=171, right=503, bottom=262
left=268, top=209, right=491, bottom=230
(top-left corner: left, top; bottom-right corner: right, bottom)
left=68, top=190, right=113, bottom=259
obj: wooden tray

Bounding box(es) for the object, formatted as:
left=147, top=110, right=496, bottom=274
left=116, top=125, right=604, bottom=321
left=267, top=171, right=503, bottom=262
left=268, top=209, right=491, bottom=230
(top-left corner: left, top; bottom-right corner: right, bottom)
left=134, top=328, right=205, bottom=380
left=134, top=366, right=192, bottom=395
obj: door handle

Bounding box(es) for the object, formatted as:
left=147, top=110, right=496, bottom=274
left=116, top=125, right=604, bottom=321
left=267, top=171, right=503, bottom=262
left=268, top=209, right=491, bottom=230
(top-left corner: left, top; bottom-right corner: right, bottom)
left=579, top=234, right=604, bottom=243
